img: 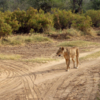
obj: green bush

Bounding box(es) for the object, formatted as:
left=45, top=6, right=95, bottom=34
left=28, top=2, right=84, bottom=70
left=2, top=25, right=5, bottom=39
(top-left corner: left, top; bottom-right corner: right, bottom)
left=27, top=8, right=53, bottom=32
left=12, top=9, right=27, bottom=26
left=86, top=10, right=100, bottom=27
left=53, top=9, right=74, bottom=29
left=72, top=14, right=92, bottom=31
left=4, top=11, right=20, bottom=32
left=11, top=9, right=29, bottom=33
left=26, top=7, right=38, bottom=18
left=9, top=7, right=53, bottom=33
left=0, top=7, right=94, bottom=37
left=0, top=18, right=12, bottom=37
left=53, top=9, right=92, bottom=32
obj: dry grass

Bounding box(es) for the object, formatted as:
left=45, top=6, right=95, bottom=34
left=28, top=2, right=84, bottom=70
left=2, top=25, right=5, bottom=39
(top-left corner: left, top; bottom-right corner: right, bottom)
left=80, top=51, right=100, bottom=61
left=62, top=28, right=97, bottom=37
left=46, top=28, right=83, bottom=37
left=64, top=28, right=83, bottom=36
left=22, top=57, right=57, bottom=63
left=0, top=34, right=53, bottom=46
left=58, top=40, right=100, bottom=47
left=86, top=28, right=97, bottom=36
left=46, top=27, right=99, bottom=39
left=0, top=54, right=21, bottom=60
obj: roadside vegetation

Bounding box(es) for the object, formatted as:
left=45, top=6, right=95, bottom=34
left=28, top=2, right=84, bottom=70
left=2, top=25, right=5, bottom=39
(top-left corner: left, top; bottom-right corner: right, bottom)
left=22, top=57, right=57, bottom=63
left=0, top=7, right=100, bottom=38
left=0, top=34, right=53, bottom=46
left=57, top=40, right=100, bottom=47
left=0, top=0, right=99, bottom=38
left=0, top=54, right=21, bottom=60
left=80, top=51, right=100, bottom=61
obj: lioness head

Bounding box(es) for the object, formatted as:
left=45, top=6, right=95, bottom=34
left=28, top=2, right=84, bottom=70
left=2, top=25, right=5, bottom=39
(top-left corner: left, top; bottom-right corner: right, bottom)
left=56, top=47, right=64, bottom=56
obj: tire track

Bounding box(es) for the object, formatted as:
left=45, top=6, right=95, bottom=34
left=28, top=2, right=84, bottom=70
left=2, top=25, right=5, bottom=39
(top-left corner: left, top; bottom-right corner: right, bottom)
left=0, top=61, right=37, bottom=100
left=60, top=74, right=85, bottom=100
left=34, top=58, right=100, bottom=100
left=54, top=74, right=79, bottom=99
left=88, top=67, right=100, bottom=100
left=8, top=62, right=37, bottom=99
left=0, top=49, right=100, bottom=100
left=43, top=76, right=65, bottom=100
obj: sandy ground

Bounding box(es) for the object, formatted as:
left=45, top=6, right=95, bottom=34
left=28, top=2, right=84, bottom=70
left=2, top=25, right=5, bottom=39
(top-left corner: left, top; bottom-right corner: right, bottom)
left=0, top=47, right=100, bottom=100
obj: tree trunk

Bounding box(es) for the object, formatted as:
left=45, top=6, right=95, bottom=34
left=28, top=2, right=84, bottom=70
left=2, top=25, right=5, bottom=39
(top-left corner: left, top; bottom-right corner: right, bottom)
left=72, top=0, right=76, bottom=13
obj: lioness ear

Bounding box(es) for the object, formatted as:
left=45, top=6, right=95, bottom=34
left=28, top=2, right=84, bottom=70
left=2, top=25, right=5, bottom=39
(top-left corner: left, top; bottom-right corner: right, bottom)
left=61, top=47, right=64, bottom=50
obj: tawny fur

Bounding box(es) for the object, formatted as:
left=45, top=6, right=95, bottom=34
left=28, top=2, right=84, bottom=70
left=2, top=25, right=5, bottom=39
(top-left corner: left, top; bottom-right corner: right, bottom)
left=56, top=47, right=79, bottom=71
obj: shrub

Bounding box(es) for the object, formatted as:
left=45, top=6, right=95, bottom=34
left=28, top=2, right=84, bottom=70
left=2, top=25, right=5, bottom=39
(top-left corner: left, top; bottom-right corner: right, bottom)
left=11, top=9, right=29, bottom=33
left=72, top=14, right=92, bottom=31
left=4, top=11, right=20, bottom=32
left=0, top=18, right=12, bottom=37
left=0, top=7, right=94, bottom=37
left=9, top=7, right=53, bottom=33
left=53, top=9, right=74, bottom=29
left=53, top=9, right=92, bottom=32
left=26, top=7, right=38, bottom=18
left=86, top=10, right=100, bottom=27
left=27, top=9, right=53, bottom=32
left=12, top=9, right=27, bottom=26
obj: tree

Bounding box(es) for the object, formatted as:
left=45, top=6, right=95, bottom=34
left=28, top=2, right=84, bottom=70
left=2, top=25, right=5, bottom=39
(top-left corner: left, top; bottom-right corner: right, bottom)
left=0, top=0, right=30, bottom=11
left=91, top=0, right=100, bottom=10
left=0, top=0, right=8, bottom=12
left=28, top=0, right=71, bottom=12
left=70, top=0, right=83, bottom=13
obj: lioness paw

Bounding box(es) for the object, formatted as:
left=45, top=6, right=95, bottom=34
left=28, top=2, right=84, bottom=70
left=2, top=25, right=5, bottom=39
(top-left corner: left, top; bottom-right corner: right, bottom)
left=75, top=67, right=78, bottom=69
left=66, top=69, right=69, bottom=72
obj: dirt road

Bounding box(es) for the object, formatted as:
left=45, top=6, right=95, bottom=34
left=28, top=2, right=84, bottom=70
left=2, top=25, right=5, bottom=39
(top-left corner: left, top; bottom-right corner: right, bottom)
left=0, top=49, right=100, bottom=100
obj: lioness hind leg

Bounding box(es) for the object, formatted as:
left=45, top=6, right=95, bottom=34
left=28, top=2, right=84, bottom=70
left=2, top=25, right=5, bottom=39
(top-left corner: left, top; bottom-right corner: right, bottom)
left=76, top=48, right=79, bottom=68
left=66, top=59, right=70, bottom=71
left=72, top=58, right=76, bottom=68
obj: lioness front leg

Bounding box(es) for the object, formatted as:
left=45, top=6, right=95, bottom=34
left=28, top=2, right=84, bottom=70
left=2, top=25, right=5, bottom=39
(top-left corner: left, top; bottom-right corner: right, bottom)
left=66, top=59, right=70, bottom=71
left=72, top=58, right=76, bottom=68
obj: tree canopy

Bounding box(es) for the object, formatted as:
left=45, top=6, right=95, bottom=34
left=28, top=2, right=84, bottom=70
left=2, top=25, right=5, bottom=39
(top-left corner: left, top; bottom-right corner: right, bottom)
left=0, top=0, right=99, bottom=12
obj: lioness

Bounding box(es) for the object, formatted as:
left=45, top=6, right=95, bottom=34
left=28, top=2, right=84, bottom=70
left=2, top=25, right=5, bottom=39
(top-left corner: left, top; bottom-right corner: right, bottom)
left=56, top=47, right=79, bottom=71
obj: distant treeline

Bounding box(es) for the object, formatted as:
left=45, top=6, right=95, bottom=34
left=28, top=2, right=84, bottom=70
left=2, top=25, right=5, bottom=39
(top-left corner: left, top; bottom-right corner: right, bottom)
left=0, top=0, right=100, bottom=12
